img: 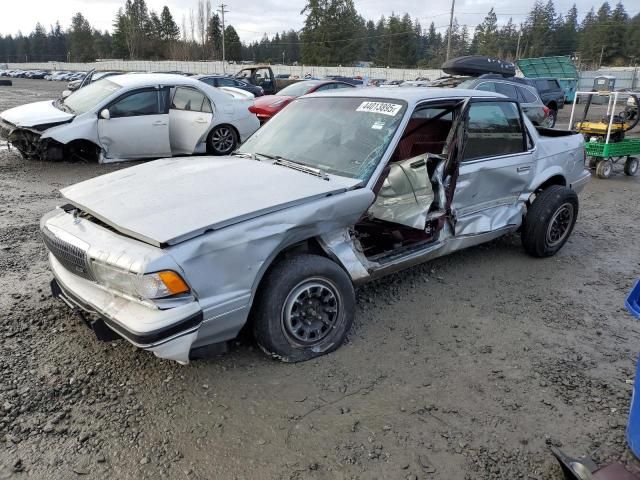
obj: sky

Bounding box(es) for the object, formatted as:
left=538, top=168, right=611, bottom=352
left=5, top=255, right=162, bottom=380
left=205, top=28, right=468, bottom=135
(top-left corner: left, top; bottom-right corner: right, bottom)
left=0, top=0, right=638, bottom=43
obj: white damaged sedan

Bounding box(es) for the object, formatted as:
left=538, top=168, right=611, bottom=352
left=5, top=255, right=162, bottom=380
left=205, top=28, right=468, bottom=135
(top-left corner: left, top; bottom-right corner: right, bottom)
left=0, top=73, right=259, bottom=162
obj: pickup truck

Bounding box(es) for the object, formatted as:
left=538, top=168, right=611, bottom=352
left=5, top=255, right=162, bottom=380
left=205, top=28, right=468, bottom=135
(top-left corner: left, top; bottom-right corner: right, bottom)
left=41, top=88, right=590, bottom=364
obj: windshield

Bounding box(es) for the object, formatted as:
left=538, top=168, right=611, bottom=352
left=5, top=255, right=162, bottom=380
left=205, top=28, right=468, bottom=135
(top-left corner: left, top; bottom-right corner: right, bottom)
left=237, top=97, right=406, bottom=180
left=277, top=81, right=321, bottom=97
left=62, top=79, right=120, bottom=114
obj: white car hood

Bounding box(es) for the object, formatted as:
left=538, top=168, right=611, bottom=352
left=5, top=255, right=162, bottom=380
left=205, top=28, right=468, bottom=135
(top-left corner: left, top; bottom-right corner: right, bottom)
left=61, top=156, right=361, bottom=247
left=0, top=100, right=73, bottom=128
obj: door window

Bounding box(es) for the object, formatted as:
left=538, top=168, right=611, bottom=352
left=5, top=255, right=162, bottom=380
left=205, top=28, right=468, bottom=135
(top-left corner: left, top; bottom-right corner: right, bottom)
left=171, top=87, right=211, bottom=113
left=463, top=102, right=526, bottom=161
left=108, top=90, right=159, bottom=118
left=494, top=82, right=519, bottom=101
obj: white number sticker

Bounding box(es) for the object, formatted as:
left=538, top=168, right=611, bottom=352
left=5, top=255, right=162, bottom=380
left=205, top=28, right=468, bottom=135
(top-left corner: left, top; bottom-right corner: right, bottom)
left=356, top=101, right=402, bottom=116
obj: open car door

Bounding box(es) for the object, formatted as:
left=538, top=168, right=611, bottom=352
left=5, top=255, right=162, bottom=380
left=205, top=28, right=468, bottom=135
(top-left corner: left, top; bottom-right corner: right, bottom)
left=450, top=98, right=535, bottom=236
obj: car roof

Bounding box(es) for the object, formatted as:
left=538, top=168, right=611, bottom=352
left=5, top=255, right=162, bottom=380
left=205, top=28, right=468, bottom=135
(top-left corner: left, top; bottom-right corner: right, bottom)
left=109, top=73, right=203, bottom=88
left=303, top=87, right=504, bottom=105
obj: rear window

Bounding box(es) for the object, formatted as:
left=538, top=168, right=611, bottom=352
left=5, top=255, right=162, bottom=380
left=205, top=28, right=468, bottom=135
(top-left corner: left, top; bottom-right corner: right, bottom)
left=518, top=86, right=539, bottom=104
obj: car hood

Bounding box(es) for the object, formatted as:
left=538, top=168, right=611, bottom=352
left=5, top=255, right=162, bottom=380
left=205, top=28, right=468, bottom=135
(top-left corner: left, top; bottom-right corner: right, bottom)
left=0, top=100, right=74, bottom=128
left=61, top=156, right=362, bottom=247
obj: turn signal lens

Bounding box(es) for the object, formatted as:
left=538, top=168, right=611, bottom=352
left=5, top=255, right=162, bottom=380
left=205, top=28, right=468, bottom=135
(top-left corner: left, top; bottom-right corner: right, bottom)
left=157, top=271, right=189, bottom=296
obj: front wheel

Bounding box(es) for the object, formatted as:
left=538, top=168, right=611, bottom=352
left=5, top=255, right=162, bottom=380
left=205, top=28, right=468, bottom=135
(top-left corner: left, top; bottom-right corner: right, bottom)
left=521, top=185, right=579, bottom=258
left=207, top=125, right=238, bottom=155
left=624, top=157, right=639, bottom=176
left=252, top=254, right=355, bottom=362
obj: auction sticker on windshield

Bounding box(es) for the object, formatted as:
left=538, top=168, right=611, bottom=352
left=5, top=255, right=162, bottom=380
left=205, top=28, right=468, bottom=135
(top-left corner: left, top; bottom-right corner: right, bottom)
left=356, top=101, right=402, bottom=116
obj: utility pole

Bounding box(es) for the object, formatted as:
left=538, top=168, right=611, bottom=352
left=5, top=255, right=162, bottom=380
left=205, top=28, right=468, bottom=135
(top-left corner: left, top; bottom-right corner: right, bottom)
left=218, top=3, right=228, bottom=73
left=515, top=31, right=523, bottom=60
left=445, top=0, right=456, bottom=62
left=598, top=44, right=605, bottom=69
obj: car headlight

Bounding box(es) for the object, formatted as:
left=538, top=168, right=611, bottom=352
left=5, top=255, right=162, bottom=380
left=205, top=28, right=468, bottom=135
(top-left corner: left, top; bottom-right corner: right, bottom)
left=90, top=261, right=189, bottom=300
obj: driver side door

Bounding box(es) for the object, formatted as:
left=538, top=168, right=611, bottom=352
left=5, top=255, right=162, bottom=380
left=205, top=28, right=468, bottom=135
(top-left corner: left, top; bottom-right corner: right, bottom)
left=98, top=88, right=171, bottom=160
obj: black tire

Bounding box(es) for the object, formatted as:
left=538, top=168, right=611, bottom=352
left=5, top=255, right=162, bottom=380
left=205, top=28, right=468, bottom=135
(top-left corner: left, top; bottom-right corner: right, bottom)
left=596, top=159, right=613, bottom=179
left=624, top=157, right=639, bottom=176
left=252, top=254, right=355, bottom=362
left=544, top=108, right=557, bottom=128
left=207, top=125, right=237, bottom=155
left=0, top=79, right=12, bottom=86
left=521, top=185, right=579, bottom=258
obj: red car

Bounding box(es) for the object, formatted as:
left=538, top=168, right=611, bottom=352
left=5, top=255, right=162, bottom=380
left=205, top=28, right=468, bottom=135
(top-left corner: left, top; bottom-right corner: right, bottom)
left=249, top=80, right=355, bottom=122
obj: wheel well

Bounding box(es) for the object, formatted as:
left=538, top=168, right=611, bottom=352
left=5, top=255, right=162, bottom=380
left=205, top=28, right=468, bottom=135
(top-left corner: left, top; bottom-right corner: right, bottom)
left=536, top=175, right=566, bottom=193
left=547, top=101, right=558, bottom=111
left=208, top=123, right=240, bottom=141
left=243, top=238, right=331, bottom=331
left=64, top=139, right=101, bottom=162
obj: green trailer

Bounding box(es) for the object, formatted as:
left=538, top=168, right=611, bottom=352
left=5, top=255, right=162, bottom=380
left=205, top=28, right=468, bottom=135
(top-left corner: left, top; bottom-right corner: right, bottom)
left=569, top=90, right=640, bottom=178
left=517, top=56, right=579, bottom=102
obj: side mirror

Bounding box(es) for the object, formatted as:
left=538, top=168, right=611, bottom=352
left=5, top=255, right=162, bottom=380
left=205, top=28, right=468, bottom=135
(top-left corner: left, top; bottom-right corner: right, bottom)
left=99, top=109, right=110, bottom=120
left=61, top=90, right=72, bottom=99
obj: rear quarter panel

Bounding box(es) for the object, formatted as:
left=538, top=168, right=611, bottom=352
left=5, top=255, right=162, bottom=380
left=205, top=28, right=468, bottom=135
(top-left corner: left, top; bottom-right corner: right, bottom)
left=528, top=124, right=586, bottom=190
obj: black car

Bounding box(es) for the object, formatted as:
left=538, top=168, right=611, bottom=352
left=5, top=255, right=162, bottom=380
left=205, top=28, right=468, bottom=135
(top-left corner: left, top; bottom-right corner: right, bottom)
left=195, top=75, right=264, bottom=97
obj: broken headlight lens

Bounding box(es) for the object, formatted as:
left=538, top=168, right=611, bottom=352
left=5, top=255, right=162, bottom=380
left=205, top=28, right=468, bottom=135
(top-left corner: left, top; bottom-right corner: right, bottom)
left=90, top=261, right=189, bottom=300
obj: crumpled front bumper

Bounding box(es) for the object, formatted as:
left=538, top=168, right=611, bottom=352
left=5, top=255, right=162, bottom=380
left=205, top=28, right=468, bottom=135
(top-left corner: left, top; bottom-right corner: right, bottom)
left=49, top=254, right=203, bottom=364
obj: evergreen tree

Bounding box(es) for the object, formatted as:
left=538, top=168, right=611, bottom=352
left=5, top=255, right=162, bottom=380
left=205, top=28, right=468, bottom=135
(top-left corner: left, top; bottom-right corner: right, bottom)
left=69, top=13, right=95, bottom=61
left=224, top=26, right=241, bottom=61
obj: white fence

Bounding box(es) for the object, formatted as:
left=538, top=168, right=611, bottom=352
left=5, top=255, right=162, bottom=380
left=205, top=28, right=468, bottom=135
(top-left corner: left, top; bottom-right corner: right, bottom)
left=7, top=60, right=445, bottom=82
left=8, top=60, right=639, bottom=88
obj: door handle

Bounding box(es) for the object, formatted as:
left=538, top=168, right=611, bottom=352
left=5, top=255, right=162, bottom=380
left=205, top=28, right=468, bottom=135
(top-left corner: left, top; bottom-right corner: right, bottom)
left=517, top=166, right=531, bottom=173
left=195, top=118, right=208, bottom=124
left=152, top=121, right=167, bottom=126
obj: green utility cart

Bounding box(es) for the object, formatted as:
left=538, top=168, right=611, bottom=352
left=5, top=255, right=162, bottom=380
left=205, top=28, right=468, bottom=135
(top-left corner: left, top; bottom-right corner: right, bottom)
left=569, top=90, right=640, bottom=179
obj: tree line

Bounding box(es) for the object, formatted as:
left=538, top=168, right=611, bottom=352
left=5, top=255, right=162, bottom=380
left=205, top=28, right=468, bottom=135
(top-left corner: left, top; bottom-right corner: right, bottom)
left=0, top=0, right=638, bottom=69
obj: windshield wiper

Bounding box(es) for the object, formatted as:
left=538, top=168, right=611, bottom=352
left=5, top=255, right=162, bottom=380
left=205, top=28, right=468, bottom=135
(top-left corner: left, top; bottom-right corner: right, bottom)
left=272, top=156, right=328, bottom=180
left=54, top=98, right=74, bottom=114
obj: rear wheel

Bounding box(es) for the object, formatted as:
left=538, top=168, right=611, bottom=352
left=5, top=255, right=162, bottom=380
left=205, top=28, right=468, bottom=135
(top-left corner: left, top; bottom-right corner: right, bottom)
left=522, top=185, right=579, bottom=258
left=207, top=125, right=237, bottom=155
left=596, top=159, right=613, bottom=179
left=624, top=157, right=639, bottom=176
left=543, top=109, right=557, bottom=128
left=252, top=254, right=355, bottom=362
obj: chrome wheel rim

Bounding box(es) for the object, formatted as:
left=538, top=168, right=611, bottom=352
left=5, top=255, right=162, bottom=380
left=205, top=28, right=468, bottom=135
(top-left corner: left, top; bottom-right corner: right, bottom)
left=542, top=113, right=555, bottom=128
left=210, top=127, right=235, bottom=153
left=629, top=159, right=639, bottom=175
left=282, top=278, right=340, bottom=346
left=602, top=160, right=612, bottom=177
left=546, top=203, right=574, bottom=247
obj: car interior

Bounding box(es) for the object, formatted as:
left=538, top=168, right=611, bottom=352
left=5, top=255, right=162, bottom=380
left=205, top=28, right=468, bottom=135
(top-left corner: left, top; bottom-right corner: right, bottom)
left=353, top=101, right=462, bottom=260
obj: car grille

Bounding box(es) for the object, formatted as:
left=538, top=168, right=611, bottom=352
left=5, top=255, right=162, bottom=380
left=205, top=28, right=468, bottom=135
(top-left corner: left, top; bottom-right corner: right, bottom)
left=42, top=227, right=95, bottom=281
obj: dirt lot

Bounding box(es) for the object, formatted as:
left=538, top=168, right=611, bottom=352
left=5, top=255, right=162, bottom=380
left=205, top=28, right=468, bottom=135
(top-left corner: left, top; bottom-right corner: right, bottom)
left=1, top=78, right=640, bottom=479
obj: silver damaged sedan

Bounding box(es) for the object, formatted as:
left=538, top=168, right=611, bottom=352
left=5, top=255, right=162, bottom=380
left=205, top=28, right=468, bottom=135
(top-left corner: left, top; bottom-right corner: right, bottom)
left=42, top=87, right=590, bottom=364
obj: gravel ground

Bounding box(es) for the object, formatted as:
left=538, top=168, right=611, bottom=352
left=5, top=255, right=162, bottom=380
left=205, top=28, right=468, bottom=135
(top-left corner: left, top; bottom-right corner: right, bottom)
left=1, top=78, right=640, bottom=479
